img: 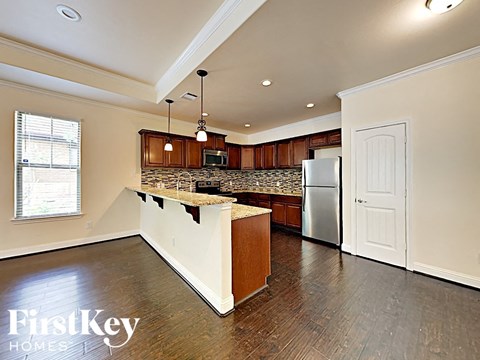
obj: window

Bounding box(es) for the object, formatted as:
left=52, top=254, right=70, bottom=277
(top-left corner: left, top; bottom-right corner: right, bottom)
left=14, top=111, right=81, bottom=219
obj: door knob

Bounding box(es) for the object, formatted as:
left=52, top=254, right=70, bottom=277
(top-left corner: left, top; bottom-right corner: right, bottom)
left=357, top=199, right=367, bottom=203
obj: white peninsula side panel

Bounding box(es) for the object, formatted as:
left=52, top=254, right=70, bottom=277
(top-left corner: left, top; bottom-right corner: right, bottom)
left=139, top=195, right=234, bottom=315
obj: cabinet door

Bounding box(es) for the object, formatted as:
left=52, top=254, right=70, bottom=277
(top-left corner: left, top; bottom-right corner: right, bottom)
left=185, top=139, right=202, bottom=169
left=263, top=143, right=276, bottom=169
left=255, top=145, right=264, bottom=170
left=241, top=146, right=255, bottom=170
left=286, top=204, right=302, bottom=229
left=291, top=137, right=308, bottom=167
left=227, top=144, right=241, bottom=170
left=215, top=136, right=226, bottom=150
left=142, top=134, right=165, bottom=168
left=203, top=133, right=215, bottom=150
left=271, top=202, right=286, bottom=225
left=309, top=133, right=328, bottom=148
left=328, top=130, right=341, bottom=145
left=277, top=141, right=291, bottom=168
left=248, top=199, right=258, bottom=207
left=165, top=138, right=185, bottom=167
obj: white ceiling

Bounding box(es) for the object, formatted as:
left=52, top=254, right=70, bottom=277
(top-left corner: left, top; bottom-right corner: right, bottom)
left=0, top=0, right=479, bottom=134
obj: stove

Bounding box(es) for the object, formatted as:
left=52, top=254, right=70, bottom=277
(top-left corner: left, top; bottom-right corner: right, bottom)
left=195, top=180, right=233, bottom=196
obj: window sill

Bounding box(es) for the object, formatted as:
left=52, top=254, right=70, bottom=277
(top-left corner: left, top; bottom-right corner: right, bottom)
left=11, top=213, right=84, bottom=224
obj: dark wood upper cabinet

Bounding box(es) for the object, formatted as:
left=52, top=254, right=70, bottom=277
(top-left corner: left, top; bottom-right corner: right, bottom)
left=165, top=138, right=185, bottom=167
left=203, top=132, right=226, bottom=150
left=185, top=139, right=202, bottom=169
left=309, top=133, right=328, bottom=148
left=327, top=129, right=341, bottom=145
left=263, top=143, right=276, bottom=169
left=291, top=137, right=308, bottom=167
left=255, top=145, right=264, bottom=170
left=227, top=143, right=241, bottom=170
left=140, top=132, right=166, bottom=168
left=241, top=146, right=255, bottom=170
left=276, top=141, right=291, bottom=168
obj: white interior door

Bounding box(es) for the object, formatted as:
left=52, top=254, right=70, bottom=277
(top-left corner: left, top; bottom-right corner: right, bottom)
left=355, top=123, right=406, bottom=267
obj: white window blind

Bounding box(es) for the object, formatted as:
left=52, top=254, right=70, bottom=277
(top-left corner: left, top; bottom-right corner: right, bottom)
left=14, top=111, right=81, bottom=219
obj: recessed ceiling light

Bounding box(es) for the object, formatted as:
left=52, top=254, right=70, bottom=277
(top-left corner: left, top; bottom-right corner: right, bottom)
left=244, top=123, right=251, bottom=128
left=306, top=103, right=315, bottom=108
left=202, top=112, right=209, bottom=117
left=56, top=5, right=82, bottom=22
left=426, top=0, right=463, bottom=14
left=261, top=79, right=272, bottom=87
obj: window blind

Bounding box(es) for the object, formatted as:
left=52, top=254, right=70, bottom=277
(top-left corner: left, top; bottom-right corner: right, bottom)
left=14, top=111, right=81, bottom=219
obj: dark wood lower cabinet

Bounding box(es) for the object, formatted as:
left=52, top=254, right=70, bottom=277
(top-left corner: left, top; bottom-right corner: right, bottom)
left=286, top=204, right=302, bottom=229
left=271, top=202, right=286, bottom=225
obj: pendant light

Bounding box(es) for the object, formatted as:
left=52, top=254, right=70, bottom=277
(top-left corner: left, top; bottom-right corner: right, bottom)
left=426, top=0, right=463, bottom=13
left=196, top=69, right=208, bottom=142
left=164, top=99, right=173, bottom=152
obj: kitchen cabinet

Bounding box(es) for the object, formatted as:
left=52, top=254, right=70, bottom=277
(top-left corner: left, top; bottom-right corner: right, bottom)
left=185, top=139, right=202, bottom=169
left=241, top=146, right=255, bottom=170
left=227, top=143, right=241, bottom=170
left=271, top=202, right=286, bottom=225
left=276, top=141, right=291, bottom=168
left=165, top=138, right=185, bottom=167
left=271, top=195, right=302, bottom=230
left=204, top=132, right=226, bottom=151
left=141, top=132, right=166, bottom=168
left=309, top=133, right=328, bottom=148
left=263, top=143, right=276, bottom=169
left=255, top=145, right=264, bottom=170
left=327, top=129, right=341, bottom=145
left=291, top=137, right=308, bottom=167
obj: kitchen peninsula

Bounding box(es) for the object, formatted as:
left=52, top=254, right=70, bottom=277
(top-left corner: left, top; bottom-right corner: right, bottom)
left=127, top=186, right=271, bottom=315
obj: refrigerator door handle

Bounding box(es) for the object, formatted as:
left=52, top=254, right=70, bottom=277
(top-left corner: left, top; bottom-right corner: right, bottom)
left=302, top=187, right=306, bottom=211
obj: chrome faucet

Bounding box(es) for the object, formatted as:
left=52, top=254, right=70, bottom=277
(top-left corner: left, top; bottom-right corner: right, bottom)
left=176, top=171, right=193, bottom=192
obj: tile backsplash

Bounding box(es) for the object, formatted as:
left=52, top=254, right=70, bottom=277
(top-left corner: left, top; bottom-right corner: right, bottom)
left=142, top=168, right=302, bottom=193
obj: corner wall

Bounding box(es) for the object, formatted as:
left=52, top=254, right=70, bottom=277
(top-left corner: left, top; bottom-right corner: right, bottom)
left=341, top=56, right=480, bottom=285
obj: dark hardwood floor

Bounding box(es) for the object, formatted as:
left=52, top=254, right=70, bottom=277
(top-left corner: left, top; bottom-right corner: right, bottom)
left=1, top=228, right=479, bottom=359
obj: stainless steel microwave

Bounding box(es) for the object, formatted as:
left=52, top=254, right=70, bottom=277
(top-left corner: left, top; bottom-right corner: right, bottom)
left=203, top=149, right=228, bottom=168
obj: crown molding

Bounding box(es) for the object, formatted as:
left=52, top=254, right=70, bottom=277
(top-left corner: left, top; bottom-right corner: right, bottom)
left=154, top=0, right=267, bottom=102
left=337, top=45, right=480, bottom=99
left=0, top=78, right=248, bottom=141
left=0, top=36, right=156, bottom=102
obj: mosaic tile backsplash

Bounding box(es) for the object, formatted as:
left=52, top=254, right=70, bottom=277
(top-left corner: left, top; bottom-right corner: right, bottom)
left=142, top=168, right=302, bottom=194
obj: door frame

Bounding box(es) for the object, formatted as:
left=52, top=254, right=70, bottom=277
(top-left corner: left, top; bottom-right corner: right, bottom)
left=349, top=119, right=413, bottom=270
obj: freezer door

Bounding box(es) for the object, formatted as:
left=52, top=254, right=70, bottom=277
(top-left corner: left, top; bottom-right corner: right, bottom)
left=302, top=187, right=340, bottom=245
left=302, top=158, right=340, bottom=187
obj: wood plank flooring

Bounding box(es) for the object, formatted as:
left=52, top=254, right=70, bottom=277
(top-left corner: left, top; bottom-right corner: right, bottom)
left=0, top=228, right=479, bottom=359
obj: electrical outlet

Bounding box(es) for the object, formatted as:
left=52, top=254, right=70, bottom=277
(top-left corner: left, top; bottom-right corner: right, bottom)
left=172, top=237, right=176, bottom=247
left=276, top=181, right=280, bottom=187
left=229, top=181, right=233, bottom=186
left=256, top=181, right=259, bottom=186
left=85, top=221, right=93, bottom=230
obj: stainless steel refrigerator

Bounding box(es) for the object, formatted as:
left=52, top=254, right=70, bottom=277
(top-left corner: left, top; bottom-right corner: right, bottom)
left=302, top=157, right=341, bottom=246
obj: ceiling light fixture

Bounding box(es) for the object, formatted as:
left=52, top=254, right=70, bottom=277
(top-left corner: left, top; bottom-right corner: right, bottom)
left=164, top=99, right=174, bottom=152
left=261, top=79, right=272, bottom=87
left=244, top=123, right=251, bottom=128
left=306, top=103, right=315, bottom=108
left=196, top=70, right=208, bottom=142
left=202, top=112, right=209, bottom=117
left=426, top=0, right=463, bottom=14
left=56, top=5, right=82, bottom=22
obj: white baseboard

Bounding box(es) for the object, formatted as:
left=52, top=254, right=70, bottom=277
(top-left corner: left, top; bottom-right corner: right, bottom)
left=414, top=262, right=480, bottom=289
left=341, top=243, right=352, bottom=254
left=141, top=230, right=234, bottom=315
left=0, top=230, right=141, bottom=259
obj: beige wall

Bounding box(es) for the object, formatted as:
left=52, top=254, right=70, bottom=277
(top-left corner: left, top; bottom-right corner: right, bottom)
left=341, top=56, right=480, bottom=283
left=0, top=84, right=245, bottom=257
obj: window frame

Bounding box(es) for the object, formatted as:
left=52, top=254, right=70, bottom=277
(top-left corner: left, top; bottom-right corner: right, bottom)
left=14, top=111, right=82, bottom=220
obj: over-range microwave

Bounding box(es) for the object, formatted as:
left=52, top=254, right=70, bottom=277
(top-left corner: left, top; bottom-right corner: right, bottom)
left=203, top=149, right=228, bottom=168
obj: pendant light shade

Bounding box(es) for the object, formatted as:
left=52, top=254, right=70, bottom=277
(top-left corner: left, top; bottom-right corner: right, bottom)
left=164, top=99, right=174, bottom=152
left=196, top=69, right=208, bottom=142
left=426, top=0, right=463, bottom=13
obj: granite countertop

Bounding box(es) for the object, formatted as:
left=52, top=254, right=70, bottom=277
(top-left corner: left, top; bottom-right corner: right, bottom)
left=233, top=189, right=302, bottom=197
left=127, top=186, right=236, bottom=207
left=231, top=203, right=272, bottom=221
